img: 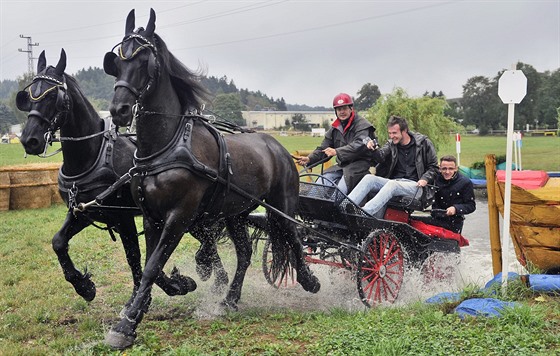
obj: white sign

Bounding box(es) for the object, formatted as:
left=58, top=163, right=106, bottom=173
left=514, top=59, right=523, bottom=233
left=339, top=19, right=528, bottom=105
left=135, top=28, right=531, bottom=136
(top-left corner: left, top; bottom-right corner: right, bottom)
left=498, top=70, right=527, bottom=104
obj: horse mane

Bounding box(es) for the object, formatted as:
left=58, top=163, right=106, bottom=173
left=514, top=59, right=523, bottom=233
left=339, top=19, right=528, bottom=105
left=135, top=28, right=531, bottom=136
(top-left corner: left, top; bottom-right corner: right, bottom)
left=64, top=73, right=101, bottom=119
left=154, top=33, right=210, bottom=112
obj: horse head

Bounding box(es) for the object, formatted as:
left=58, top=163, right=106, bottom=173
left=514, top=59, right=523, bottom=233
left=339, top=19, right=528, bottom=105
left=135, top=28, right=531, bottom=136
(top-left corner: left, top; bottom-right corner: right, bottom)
left=18, top=49, right=70, bottom=155
left=104, top=8, right=161, bottom=127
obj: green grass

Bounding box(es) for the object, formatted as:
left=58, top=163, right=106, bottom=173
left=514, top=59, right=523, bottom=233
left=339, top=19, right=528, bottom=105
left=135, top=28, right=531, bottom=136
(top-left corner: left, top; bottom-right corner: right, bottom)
left=1, top=132, right=559, bottom=353
left=3, top=134, right=558, bottom=171
left=0, top=206, right=559, bottom=354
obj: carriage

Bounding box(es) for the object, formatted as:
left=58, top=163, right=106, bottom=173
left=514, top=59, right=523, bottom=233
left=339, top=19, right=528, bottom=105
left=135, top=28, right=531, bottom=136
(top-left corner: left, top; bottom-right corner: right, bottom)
left=245, top=168, right=467, bottom=308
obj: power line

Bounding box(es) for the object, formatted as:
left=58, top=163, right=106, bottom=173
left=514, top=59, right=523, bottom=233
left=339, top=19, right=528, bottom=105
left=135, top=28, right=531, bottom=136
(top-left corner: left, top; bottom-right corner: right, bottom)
left=173, top=1, right=458, bottom=51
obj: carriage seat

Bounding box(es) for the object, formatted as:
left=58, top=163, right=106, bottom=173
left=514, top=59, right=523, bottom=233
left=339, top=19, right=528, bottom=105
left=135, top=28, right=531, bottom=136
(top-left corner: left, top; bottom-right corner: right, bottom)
left=386, top=184, right=438, bottom=212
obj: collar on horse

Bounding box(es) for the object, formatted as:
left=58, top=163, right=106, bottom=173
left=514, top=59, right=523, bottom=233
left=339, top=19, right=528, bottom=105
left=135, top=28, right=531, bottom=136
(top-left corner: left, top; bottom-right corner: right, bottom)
left=58, top=118, right=123, bottom=209
left=131, top=114, right=233, bottom=222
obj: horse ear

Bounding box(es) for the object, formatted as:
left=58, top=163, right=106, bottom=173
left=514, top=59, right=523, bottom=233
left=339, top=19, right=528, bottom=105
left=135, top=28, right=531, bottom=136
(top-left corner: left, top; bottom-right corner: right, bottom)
left=125, top=9, right=135, bottom=34
left=55, top=49, right=67, bottom=75
left=145, top=8, right=156, bottom=36
left=37, top=51, right=47, bottom=73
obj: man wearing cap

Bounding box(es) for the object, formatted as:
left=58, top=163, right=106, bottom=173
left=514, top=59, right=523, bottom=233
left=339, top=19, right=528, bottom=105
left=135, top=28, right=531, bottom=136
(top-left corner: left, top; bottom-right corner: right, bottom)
left=296, top=93, right=377, bottom=193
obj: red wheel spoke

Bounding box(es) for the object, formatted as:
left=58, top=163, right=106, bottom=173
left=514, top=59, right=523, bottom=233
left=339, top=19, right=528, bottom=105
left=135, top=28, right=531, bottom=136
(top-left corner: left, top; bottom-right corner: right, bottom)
left=358, top=230, right=405, bottom=307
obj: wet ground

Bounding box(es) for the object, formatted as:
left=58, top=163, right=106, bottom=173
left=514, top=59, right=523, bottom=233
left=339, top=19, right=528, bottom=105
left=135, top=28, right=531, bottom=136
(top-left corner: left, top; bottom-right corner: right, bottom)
left=457, top=192, right=525, bottom=287
left=164, top=193, right=526, bottom=316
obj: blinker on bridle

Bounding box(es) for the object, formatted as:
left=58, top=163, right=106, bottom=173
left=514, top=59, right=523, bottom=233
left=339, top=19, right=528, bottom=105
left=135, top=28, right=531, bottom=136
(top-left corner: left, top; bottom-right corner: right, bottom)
left=16, top=72, right=71, bottom=157
left=108, top=33, right=160, bottom=125
left=19, top=72, right=111, bottom=158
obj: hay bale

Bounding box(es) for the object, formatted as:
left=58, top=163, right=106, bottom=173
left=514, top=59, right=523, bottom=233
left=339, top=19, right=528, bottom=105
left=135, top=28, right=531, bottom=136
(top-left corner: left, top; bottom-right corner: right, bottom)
left=47, top=166, right=64, bottom=205
left=0, top=171, right=10, bottom=211
left=3, top=163, right=62, bottom=210
left=9, top=170, right=53, bottom=209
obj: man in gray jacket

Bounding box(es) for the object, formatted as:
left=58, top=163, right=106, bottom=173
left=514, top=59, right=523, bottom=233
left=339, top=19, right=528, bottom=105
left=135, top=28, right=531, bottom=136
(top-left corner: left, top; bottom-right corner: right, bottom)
left=296, top=93, right=376, bottom=193
left=347, top=115, right=438, bottom=217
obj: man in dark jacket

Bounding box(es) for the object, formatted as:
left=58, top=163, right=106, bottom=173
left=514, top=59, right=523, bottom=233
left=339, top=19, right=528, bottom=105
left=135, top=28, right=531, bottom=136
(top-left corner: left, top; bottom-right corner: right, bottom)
left=419, top=155, right=476, bottom=233
left=296, top=93, right=376, bottom=193
left=347, top=115, right=438, bottom=217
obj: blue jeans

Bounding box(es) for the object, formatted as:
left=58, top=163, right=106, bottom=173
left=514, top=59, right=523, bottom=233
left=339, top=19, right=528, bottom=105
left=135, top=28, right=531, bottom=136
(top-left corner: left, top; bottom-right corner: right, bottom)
left=347, top=175, right=421, bottom=217
left=317, top=170, right=348, bottom=194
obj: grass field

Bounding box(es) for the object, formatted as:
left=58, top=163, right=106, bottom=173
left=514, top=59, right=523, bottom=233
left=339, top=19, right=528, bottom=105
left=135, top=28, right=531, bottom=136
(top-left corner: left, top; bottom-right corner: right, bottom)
left=0, top=205, right=558, bottom=354
left=1, top=132, right=559, bottom=354
left=2, top=134, right=558, bottom=171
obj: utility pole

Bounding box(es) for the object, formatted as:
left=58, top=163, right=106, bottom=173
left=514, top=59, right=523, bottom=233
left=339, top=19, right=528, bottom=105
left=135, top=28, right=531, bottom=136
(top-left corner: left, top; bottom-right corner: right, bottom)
left=18, top=35, right=39, bottom=76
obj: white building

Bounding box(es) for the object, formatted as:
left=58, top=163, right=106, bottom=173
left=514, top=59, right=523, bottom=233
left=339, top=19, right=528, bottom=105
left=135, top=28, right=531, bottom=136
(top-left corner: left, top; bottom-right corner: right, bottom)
left=242, top=111, right=334, bottom=130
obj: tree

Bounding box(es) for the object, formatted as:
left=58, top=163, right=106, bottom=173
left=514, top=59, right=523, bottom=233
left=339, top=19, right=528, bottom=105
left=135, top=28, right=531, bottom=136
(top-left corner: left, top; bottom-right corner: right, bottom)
left=74, top=67, right=115, bottom=110
left=536, top=68, right=560, bottom=129
left=367, top=88, right=460, bottom=151
left=8, top=72, right=36, bottom=125
left=0, top=102, right=18, bottom=133
left=461, top=76, right=501, bottom=135
left=211, top=93, right=245, bottom=125
left=291, top=113, right=311, bottom=131
left=354, top=83, right=381, bottom=111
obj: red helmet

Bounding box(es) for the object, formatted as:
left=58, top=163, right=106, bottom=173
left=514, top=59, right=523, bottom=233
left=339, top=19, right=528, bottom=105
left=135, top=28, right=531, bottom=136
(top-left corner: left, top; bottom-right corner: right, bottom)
left=332, top=93, right=353, bottom=108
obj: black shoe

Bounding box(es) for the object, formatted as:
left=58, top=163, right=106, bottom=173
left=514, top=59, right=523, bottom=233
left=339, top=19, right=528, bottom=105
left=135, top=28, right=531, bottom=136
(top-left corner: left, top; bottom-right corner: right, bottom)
left=345, top=202, right=372, bottom=217
left=345, top=203, right=360, bottom=216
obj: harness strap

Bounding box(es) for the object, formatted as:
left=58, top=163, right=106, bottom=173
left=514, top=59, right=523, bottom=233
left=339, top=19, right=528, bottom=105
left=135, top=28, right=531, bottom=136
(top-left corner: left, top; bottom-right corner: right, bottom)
left=131, top=115, right=232, bottom=226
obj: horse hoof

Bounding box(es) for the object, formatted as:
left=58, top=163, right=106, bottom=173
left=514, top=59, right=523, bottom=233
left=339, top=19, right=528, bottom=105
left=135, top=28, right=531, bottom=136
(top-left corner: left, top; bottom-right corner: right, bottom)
left=105, top=329, right=136, bottom=350
left=196, top=264, right=212, bottom=281
left=74, top=280, right=96, bottom=302
left=298, top=274, right=321, bottom=294
left=220, top=300, right=238, bottom=312
left=167, top=269, right=197, bottom=296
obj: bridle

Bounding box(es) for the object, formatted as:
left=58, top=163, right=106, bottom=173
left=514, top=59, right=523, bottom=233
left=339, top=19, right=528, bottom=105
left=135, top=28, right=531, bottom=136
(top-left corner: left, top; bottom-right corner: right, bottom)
left=18, top=73, right=112, bottom=158
left=106, top=33, right=160, bottom=125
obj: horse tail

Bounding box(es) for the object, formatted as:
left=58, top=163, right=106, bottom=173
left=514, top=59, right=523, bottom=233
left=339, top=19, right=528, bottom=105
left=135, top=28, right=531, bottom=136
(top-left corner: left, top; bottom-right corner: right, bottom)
left=266, top=210, right=301, bottom=280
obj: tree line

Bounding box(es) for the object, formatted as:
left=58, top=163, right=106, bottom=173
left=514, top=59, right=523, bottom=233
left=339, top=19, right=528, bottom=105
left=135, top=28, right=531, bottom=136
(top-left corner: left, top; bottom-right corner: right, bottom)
left=1, top=61, right=558, bottom=134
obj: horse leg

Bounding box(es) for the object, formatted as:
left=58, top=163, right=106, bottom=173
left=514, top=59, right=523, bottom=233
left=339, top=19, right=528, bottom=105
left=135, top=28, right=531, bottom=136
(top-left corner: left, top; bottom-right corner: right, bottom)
left=113, top=215, right=146, bottom=316
left=192, top=223, right=230, bottom=291
left=52, top=211, right=97, bottom=301
left=106, top=219, right=195, bottom=350
left=192, top=222, right=229, bottom=286
left=221, top=216, right=252, bottom=310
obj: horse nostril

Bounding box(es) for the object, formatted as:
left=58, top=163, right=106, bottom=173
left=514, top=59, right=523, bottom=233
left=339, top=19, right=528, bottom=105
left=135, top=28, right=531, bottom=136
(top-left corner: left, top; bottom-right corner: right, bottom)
left=117, top=104, right=130, bottom=117
left=22, top=137, right=41, bottom=153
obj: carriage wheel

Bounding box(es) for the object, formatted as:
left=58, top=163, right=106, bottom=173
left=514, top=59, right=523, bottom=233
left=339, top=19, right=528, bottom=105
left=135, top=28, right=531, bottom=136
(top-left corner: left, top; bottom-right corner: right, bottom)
left=357, top=229, right=404, bottom=307
left=261, top=237, right=298, bottom=288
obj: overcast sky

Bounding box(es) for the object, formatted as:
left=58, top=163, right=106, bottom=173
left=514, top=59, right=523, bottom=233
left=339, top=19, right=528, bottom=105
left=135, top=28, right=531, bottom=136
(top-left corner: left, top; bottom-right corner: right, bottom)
left=1, top=0, right=559, bottom=107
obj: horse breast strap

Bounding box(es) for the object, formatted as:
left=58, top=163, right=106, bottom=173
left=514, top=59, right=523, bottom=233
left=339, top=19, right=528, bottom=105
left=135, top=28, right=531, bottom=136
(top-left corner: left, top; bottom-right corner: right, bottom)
left=58, top=118, right=120, bottom=207
left=131, top=115, right=232, bottom=218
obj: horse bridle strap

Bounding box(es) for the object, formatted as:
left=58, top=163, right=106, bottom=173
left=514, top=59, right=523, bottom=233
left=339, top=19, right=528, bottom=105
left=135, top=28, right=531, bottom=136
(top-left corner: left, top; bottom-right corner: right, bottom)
left=112, top=34, right=159, bottom=105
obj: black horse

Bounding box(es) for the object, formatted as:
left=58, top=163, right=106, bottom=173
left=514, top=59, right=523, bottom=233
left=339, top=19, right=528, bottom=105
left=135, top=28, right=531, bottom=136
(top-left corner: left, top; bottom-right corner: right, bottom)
left=16, top=49, right=227, bottom=309
left=103, top=9, right=320, bottom=349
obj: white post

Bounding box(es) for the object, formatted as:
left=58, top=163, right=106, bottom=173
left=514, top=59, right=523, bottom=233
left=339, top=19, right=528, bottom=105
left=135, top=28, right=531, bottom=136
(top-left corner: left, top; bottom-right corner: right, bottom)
left=456, top=133, right=461, bottom=167
left=513, top=132, right=519, bottom=171
left=517, top=132, right=523, bottom=171
left=501, top=103, right=515, bottom=294
left=497, top=66, right=527, bottom=295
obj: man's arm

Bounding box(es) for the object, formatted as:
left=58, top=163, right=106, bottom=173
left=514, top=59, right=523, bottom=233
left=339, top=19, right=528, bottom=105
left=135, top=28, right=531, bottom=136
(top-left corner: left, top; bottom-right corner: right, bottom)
left=453, top=179, right=476, bottom=215
left=299, top=129, right=335, bottom=165
left=419, top=138, right=439, bottom=184
left=335, top=128, right=373, bottom=163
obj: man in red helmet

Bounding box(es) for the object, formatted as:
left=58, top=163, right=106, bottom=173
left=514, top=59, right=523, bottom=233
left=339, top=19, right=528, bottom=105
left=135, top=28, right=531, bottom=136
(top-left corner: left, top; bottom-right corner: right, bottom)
left=295, top=93, right=377, bottom=193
